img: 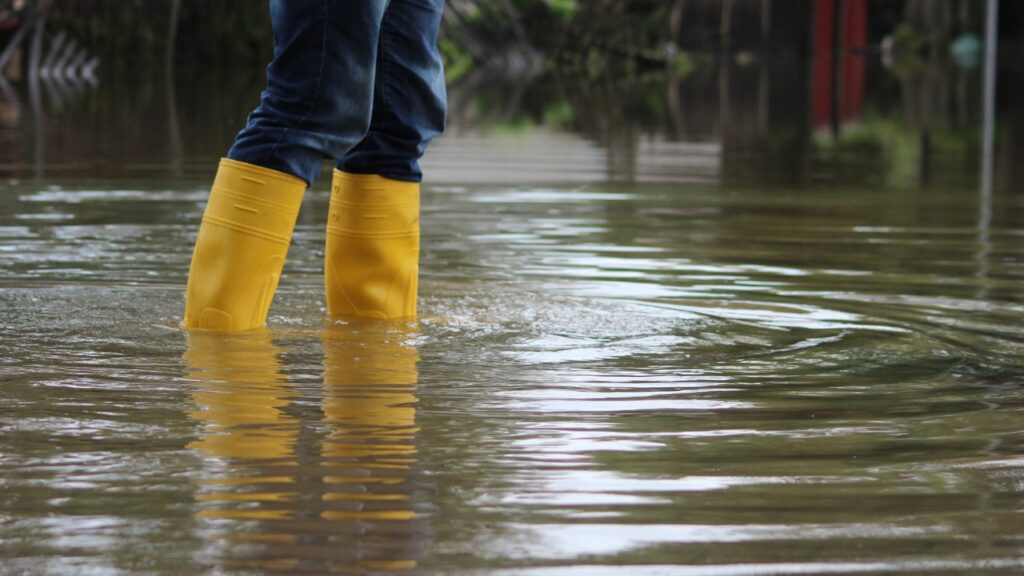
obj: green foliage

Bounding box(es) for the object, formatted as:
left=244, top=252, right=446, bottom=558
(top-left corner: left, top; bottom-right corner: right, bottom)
left=176, top=1, right=272, bottom=66
left=669, top=51, right=693, bottom=78
left=541, top=100, right=573, bottom=127
left=44, top=0, right=270, bottom=75
left=439, top=37, right=473, bottom=83
left=812, top=112, right=979, bottom=189
left=545, top=0, right=578, bottom=22
left=48, top=5, right=163, bottom=74
left=39, top=0, right=698, bottom=81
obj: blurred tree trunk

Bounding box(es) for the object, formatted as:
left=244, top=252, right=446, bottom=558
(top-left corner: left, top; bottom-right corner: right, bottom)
left=904, top=0, right=953, bottom=31
left=166, top=0, right=182, bottom=176
left=720, top=0, right=733, bottom=48
left=166, top=0, right=180, bottom=68
left=670, top=0, right=685, bottom=46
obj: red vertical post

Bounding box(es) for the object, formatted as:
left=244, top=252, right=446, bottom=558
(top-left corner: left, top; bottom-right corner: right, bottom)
left=813, top=0, right=867, bottom=132
left=840, top=0, right=867, bottom=122
left=813, top=0, right=835, bottom=131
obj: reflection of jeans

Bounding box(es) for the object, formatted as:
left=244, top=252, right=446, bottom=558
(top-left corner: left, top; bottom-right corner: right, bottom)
left=228, top=0, right=447, bottom=186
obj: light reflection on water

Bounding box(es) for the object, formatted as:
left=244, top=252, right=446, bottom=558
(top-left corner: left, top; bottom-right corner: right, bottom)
left=0, top=158, right=1023, bottom=573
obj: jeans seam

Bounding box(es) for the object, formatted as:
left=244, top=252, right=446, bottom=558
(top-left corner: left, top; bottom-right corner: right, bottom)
left=267, top=0, right=329, bottom=165
left=379, top=5, right=394, bottom=116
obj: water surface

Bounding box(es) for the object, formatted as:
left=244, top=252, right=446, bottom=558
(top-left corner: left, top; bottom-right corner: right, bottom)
left=1, top=57, right=1024, bottom=574
left=2, top=171, right=1022, bottom=574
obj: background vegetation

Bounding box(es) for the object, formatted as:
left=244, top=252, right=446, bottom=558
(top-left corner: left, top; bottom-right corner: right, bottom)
left=25, top=0, right=1023, bottom=78
left=4, top=0, right=1022, bottom=189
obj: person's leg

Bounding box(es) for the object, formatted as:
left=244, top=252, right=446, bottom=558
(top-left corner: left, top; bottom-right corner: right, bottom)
left=337, top=0, right=447, bottom=183
left=185, top=0, right=390, bottom=331
left=325, top=0, right=446, bottom=320
left=230, top=0, right=391, bottom=187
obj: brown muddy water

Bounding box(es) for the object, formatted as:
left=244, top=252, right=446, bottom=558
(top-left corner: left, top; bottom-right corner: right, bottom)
left=1, top=57, right=1024, bottom=575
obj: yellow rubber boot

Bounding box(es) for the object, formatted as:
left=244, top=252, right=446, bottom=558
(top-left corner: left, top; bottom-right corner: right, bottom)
left=184, top=158, right=306, bottom=331
left=325, top=170, right=420, bottom=319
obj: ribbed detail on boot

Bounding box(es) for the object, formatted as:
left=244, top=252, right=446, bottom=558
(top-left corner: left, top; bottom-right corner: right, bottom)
left=183, top=158, right=306, bottom=331
left=325, top=170, right=421, bottom=320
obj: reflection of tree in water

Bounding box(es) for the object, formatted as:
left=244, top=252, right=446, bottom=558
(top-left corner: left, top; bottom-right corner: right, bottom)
left=447, top=42, right=998, bottom=190
left=442, top=0, right=1013, bottom=191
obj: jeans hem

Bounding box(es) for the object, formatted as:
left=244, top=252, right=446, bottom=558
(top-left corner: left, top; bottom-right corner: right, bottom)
left=338, top=166, right=423, bottom=184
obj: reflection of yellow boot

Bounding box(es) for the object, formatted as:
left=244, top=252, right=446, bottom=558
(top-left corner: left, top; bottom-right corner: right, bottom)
left=325, top=170, right=420, bottom=320
left=321, top=320, right=419, bottom=525
left=184, top=159, right=306, bottom=331
left=185, top=330, right=296, bottom=462
left=185, top=330, right=299, bottom=528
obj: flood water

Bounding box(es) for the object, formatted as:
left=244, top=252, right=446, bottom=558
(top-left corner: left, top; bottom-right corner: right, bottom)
left=1, top=53, right=1024, bottom=574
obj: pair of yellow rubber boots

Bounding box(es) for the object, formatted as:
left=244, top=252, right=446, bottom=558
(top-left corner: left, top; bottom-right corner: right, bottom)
left=183, top=158, right=420, bottom=331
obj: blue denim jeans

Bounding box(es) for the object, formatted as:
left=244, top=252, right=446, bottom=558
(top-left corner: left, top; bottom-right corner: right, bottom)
left=228, top=0, right=447, bottom=186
